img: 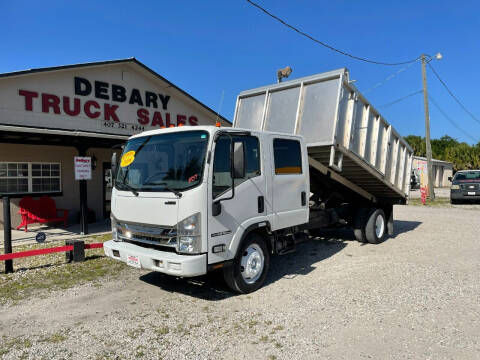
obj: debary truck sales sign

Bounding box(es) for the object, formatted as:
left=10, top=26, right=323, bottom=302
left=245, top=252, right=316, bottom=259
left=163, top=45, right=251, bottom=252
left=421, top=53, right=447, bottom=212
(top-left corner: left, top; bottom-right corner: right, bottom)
left=0, top=61, right=219, bottom=136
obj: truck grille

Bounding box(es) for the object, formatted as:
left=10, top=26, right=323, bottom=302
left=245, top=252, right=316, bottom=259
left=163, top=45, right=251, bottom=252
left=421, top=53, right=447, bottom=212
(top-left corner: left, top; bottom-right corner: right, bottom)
left=116, top=221, right=177, bottom=249
left=460, top=183, right=480, bottom=191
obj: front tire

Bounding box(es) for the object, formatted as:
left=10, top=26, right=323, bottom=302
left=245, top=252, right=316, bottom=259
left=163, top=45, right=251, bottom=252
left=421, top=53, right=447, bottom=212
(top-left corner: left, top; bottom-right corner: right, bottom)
left=365, top=209, right=387, bottom=244
left=223, top=233, right=270, bottom=294
left=353, top=208, right=370, bottom=243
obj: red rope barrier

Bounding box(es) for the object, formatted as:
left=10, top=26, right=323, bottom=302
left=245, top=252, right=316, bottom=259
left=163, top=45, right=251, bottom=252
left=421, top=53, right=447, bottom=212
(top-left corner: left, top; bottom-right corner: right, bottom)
left=0, top=245, right=73, bottom=261
left=0, top=242, right=104, bottom=261
left=84, top=243, right=104, bottom=249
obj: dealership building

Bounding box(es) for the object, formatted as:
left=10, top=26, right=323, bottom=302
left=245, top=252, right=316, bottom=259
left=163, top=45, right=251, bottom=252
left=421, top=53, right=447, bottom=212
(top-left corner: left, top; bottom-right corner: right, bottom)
left=412, top=156, right=453, bottom=188
left=0, top=58, right=230, bottom=230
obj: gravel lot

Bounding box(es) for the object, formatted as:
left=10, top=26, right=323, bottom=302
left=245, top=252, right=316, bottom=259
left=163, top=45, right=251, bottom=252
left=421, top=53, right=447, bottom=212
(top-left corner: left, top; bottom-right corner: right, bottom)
left=1, top=204, right=479, bottom=359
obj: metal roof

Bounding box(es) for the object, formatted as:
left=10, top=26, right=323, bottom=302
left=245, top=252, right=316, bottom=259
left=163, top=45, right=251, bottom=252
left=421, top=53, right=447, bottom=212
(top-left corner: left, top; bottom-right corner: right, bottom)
left=413, top=156, right=453, bottom=166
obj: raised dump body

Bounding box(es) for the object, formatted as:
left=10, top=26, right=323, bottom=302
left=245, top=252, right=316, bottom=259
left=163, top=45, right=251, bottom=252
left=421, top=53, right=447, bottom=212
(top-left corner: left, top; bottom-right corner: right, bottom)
left=233, top=68, right=413, bottom=201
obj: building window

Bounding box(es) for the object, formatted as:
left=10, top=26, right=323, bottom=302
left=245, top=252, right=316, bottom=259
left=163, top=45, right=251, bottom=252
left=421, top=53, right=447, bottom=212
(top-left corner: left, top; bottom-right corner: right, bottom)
left=273, top=139, right=302, bottom=174
left=0, top=162, right=61, bottom=194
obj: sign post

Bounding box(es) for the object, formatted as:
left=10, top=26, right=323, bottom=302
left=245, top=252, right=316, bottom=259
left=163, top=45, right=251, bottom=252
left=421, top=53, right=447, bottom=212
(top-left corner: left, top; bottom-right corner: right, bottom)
left=74, top=156, right=91, bottom=234
left=3, top=195, right=13, bottom=273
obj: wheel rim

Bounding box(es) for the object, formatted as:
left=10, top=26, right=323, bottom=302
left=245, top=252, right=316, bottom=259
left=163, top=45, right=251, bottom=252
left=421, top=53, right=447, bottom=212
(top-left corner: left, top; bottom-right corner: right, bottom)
left=240, top=243, right=265, bottom=284
left=375, top=213, right=385, bottom=238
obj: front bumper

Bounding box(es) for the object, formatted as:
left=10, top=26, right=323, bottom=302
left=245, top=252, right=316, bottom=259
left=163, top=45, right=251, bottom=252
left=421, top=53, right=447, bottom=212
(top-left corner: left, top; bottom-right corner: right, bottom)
left=104, top=240, right=207, bottom=277
left=450, top=190, right=480, bottom=201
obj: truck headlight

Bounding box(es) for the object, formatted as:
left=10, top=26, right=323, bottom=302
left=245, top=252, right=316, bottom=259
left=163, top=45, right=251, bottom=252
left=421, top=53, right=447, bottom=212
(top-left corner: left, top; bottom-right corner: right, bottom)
left=177, top=213, right=201, bottom=254
left=111, top=215, right=119, bottom=241
left=451, top=184, right=460, bottom=190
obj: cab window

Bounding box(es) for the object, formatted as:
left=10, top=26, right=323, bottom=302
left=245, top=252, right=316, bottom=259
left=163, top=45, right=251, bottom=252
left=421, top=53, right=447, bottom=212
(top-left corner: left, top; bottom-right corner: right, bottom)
left=212, top=135, right=260, bottom=198
left=273, top=138, right=302, bottom=175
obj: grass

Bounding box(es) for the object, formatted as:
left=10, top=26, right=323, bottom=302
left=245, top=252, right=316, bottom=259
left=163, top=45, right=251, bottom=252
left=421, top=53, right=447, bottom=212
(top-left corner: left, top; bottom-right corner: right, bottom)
left=0, top=336, right=32, bottom=356
left=259, top=335, right=269, bottom=343
left=155, top=326, right=170, bottom=336
left=136, top=345, right=146, bottom=357
left=0, top=235, right=128, bottom=305
left=127, top=327, right=145, bottom=339
left=408, top=198, right=452, bottom=207
left=89, top=233, right=114, bottom=242
left=39, top=331, right=68, bottom=344
left=248, top=320, right=259, bottom=328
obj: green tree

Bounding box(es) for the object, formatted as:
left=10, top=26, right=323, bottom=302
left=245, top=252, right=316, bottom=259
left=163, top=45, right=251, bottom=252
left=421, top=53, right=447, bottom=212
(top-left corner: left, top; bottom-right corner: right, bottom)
left=404, top=135, right=425, bottom=157
left=431, top=135, right=458, bottom=160
left=444, top=143, right=480, bottom=171
left=404, top=134, right=480, bottom=171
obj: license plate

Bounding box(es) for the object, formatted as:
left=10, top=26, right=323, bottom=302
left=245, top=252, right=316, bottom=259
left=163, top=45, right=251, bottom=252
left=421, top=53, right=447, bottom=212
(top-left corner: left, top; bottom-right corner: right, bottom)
left=127, top=255, right=141, bottom=268
left=467, top=191, right=476, bottom=196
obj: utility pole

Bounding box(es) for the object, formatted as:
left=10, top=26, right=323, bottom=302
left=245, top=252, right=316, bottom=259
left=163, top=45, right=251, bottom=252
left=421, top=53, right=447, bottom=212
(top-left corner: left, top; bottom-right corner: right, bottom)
left=421, top=54, right=435, bottom=200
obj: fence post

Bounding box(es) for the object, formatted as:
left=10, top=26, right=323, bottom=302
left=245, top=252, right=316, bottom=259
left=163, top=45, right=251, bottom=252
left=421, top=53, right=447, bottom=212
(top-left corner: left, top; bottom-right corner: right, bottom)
left=65, top=239, right=85, bottom=262
left=3, top=196, right=14, bottom=273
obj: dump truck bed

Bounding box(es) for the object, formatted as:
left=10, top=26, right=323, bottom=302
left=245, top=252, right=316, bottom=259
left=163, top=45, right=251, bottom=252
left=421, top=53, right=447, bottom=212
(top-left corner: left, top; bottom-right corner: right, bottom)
left=233, top=68, right=413, bottom=202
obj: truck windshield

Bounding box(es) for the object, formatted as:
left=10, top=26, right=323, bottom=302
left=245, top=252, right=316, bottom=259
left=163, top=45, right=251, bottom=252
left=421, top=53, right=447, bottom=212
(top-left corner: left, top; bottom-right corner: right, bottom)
left=453, top=171, right=480, bottom=182
left=115, top=130, right=209, bottom=193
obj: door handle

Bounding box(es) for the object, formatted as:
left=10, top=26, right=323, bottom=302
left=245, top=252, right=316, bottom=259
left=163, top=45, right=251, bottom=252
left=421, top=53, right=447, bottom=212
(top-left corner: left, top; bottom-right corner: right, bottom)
left=258, top=196, right=264, bottom=213
left=301, top=191, right=306, bottom=206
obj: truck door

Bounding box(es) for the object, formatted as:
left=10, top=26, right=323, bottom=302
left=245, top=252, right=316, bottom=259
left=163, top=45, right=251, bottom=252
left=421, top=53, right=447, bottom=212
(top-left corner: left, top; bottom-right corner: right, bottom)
left=269, top=137, right=309, bottom=230
left=208, top=133, right=266, bottom=265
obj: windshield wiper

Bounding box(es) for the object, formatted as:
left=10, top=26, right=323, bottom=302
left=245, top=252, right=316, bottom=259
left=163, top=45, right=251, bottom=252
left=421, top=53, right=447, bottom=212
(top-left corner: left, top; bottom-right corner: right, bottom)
left=142, top=182, right=183, bottom=198
left=117, top=182, right=139, bottom=196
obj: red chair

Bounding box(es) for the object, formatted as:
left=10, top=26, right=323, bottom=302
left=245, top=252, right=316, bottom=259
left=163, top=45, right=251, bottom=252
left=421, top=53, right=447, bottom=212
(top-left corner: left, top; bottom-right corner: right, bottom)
left=16, top=196, right=69, bottom=232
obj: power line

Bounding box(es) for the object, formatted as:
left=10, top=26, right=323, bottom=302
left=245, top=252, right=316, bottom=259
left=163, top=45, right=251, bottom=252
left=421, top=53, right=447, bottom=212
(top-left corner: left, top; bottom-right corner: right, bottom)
left=245, top=0, right=420, bottom=66
left=363, top=60, right=419, bottom=94
left=428, top=95, right=479, bottom=143
left=427, top=62, right=480, bottom=126
left=378, top=90, right=423, bottom=108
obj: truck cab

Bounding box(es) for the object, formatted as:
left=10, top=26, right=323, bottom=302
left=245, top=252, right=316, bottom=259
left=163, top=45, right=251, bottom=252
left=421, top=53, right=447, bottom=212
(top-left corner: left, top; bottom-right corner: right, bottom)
left=104, top=125, right=309, bottom=293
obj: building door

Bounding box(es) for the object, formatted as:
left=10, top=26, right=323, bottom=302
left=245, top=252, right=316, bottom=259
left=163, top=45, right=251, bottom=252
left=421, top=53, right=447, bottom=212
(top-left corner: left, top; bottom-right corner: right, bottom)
left=103, top=162, right=112, bottom=219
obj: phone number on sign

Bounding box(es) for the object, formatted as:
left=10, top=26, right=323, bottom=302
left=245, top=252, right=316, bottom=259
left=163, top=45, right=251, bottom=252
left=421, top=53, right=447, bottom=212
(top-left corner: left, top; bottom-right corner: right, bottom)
left=103, top=121, right=144, bottom=132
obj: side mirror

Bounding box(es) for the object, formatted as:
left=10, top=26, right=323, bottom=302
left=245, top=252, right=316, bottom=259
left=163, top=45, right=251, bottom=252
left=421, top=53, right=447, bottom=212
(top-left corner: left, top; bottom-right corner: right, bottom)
left=232, top=141, right=245, bottom=179
left=212, top=201, right=221, bottom=216
left=448, top=176, right=452, bottom=182
left=111, top=152, right=118, bottom=180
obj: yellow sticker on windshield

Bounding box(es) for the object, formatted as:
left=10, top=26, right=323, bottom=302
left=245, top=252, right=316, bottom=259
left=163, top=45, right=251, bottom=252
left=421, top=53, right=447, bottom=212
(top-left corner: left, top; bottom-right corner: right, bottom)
left=120, top=151, right=136, bottom=167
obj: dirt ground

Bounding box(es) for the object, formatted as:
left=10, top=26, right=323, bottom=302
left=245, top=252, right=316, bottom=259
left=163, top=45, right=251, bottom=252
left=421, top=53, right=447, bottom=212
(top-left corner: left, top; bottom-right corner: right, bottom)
left=1, top=204, right=479, bottom=359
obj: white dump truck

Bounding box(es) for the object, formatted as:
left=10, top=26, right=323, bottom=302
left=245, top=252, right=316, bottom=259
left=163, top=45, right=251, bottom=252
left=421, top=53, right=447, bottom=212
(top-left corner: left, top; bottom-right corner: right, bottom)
left=104, top=68, right=413, bottom=293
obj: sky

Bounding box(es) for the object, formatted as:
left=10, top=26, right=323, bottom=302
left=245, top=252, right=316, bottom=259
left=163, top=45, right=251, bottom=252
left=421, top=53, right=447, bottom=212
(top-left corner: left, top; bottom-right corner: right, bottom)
left=1, top=0, right=479, bottom=144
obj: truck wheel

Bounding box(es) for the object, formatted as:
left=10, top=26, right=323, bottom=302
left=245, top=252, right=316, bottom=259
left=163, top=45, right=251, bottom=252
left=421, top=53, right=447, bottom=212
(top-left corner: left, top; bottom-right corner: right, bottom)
left=223, top=233, right=270, bottom=294
left=365, top=209, right=386, bottom=244
left=353, top=208, right=370, bottom=243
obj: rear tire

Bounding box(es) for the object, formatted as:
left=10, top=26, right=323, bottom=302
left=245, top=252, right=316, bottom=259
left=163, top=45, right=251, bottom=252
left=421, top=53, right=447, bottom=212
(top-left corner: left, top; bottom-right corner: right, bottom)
left=365, top=209, right=386, bottom=244
left=223, top=233, right=270, bottom=294
left=353, top=208, right=370, bottom=243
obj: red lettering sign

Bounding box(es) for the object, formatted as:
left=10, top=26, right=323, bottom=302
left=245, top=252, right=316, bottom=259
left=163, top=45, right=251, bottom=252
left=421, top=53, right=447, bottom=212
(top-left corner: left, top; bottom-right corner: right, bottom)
left=84, top=100, right=100, bottom=118
left=151, top=111, right=164, bottom=127
left=63, top=97, right=81, bottom=116
left=137, top=108, right=149, bottom=125
left=19, top=90, right=38, bottom=111
left=104, top=103, right=119, bottom=122
left=177, top=114, right=186, bottom=126
left=18, top=85, right=201, bottom=129
left=42, top=93, right=61, bottom=114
